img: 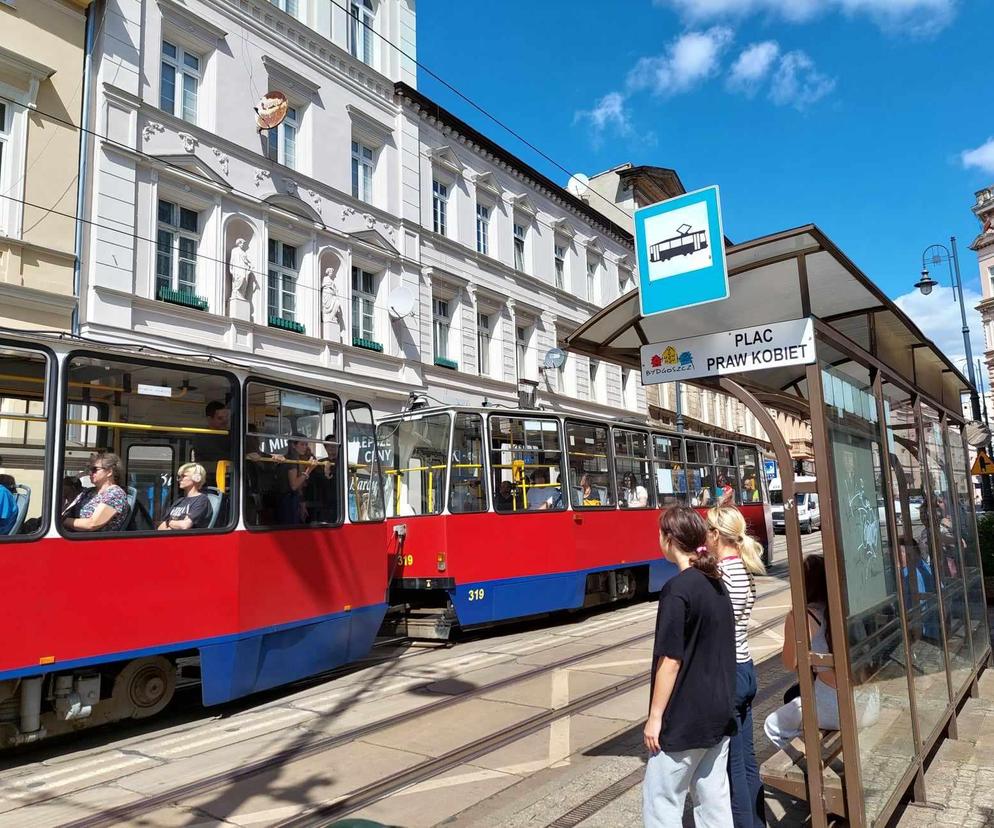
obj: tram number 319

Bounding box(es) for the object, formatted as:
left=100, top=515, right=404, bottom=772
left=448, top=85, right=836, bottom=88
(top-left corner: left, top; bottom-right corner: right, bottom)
left=467, top=588, right=486, bottom=602
left=396, top=553, right=414, bottom=567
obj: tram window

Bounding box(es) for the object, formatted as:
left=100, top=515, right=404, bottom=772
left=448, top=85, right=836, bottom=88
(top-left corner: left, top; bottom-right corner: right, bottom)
left=652, top=434, right=687, bottom=507
left=713, top=443, right=738, bottom=506
left=0, top=347, right=49, bottom=539
left=489, top=415, right=564, bottom=513
left=62, top=355, right=237, bottom=535
left=614, top=429, right=652, bottom=509
left=244, top=382, right=341, bottom=528
left=378, top=414, right=450, bottom=517
left=449, top=412, right=486, bottom=513
left=738, top=446, right=762, bottom=503
left=346, top=402, right=384, bottom=522
left=685, top=439, right=711, bottom=465
left=566, top=421, right=614, bottom=508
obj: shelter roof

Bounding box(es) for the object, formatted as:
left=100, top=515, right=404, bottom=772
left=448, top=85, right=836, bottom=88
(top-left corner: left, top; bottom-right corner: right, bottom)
left=566, top=225, right=971, bottom=416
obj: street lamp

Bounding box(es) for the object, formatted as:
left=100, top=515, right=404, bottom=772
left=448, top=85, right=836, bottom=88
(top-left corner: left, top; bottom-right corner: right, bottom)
left=916, top=239, right=994, bottom=511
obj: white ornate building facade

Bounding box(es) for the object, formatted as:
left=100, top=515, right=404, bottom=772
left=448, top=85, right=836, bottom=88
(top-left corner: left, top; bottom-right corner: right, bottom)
left=78, top=0, right=651, bottom=421
left=972, top=185, right=994, bottom=395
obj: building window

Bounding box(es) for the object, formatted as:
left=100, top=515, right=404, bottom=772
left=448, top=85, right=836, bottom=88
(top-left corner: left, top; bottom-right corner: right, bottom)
left=155, top=200, right=198, bottom=297
left=432, top=179, right=448, bottom=236
left=476, top=203, right=490, bottom=255
left=513, top=222, right=526, bottom=272
left=433, top=297, right=450, bottom=360
left=586, top=258, right=598, bottom=303
left=0, top=102, right=7, bottom=190
left=554, top=244, right=566, bottom=290
left=352, top=140, right=374, bottom=203
left=989, top=264, right=994, bottom=295
left=351, top=266, right=376, bottom=341
left=516, top=324, right=528, bottom=378
left=477, top=313, right=491, bottom=375
left=160, top=40, right=200, bottom=124
left=266, top=105, right=297, bottom=169
left=350, top=0, right=375, bottom=67
left=267, top=239, right=298, bottom=322
left=269, top=0, right=299, bottom=16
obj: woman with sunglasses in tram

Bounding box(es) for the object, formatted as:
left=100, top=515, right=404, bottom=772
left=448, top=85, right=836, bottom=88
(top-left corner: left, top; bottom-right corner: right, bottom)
left=63, top=453, right=130, bottom=532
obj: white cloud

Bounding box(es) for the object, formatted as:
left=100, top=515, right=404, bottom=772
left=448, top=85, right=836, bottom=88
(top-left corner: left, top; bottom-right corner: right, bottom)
left=769, top=51, right=836, bottom=109
left=574, top=91, right=630, bottom=134
left=727, top=41, right=780, bottom=93
left=653, top=0, right=956, bottom=36
left=962, top=138, right=994, bottom=175
left=894, top=284, right=986, bottom=370
left=626, top=27, right=734, bottom=96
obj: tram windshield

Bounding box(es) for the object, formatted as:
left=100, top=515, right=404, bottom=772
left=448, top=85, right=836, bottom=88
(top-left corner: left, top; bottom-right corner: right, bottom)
left=379, top=413, right=450, bottom=517
left=0, top=347, right=48, bottom=539
left=244, top=382, right=340, bottom=528
left=489, top=415, right=564, bottom=512
left=62, top=354, right=237, bottom=534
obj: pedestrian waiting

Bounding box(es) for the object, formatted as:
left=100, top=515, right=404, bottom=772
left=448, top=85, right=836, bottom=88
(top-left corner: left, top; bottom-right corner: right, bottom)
left=643, top=505, right=737, bottom=828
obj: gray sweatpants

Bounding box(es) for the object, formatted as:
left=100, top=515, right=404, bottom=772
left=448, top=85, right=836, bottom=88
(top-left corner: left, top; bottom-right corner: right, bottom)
left=642, top=736, right=733, bottom=828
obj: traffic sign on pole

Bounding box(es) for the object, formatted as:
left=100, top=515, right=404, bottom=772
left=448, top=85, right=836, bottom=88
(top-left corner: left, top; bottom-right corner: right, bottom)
left=971, top=450, right=994, bottom=476
left=634, top=185, right=728, bottom=319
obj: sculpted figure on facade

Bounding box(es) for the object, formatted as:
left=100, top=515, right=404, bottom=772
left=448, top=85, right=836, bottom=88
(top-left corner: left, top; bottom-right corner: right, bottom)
left=321, top=267, right=344, bottom=342
left=228, top=238, right=255, bottom=321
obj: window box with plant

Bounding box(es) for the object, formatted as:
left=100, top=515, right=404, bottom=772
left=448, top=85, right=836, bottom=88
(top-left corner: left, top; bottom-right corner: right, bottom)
left=434, top=357, right=458, bottom=370
left=157, top=286, right=208, bottom=311
left=268, top=315, right=305, bottom=334
left=353, top=336, right=383, bottom=352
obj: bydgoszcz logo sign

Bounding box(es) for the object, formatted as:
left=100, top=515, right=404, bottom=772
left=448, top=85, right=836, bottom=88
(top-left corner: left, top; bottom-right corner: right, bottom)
left=640, top=318, right=815, bottom=386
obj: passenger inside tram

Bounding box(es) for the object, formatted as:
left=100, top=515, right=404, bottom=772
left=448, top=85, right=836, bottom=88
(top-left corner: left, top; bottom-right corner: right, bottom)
left=619, top=472, right=649, bottom=508
left=158, top=463, right=212, bottom=531
left=494, top=479, right=514, bottom=510
left=0, top=471, right=17, bottom=534
left=62, top=452, right=130, bottom=533
left=528, top=467, right=564, bottom=510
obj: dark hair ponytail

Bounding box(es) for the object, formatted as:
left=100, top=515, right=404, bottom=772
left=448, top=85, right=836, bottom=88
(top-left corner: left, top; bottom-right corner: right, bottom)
left=659, top=506, right=719, bottom=579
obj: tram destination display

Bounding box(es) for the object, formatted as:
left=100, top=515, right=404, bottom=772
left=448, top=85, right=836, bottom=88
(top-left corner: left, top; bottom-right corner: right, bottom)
left=639, top=317, right=815, bottom=385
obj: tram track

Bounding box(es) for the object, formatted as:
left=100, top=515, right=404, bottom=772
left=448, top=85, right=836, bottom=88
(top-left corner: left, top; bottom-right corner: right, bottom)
left=61, top=582, right=791, bottom=828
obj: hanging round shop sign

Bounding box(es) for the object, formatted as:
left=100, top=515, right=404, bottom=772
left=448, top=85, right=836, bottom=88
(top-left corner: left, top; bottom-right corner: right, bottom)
left=255, top=91, right=289, bottom=132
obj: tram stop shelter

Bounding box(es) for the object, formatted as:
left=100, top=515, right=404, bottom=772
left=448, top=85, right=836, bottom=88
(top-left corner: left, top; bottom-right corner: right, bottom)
left=565, top=224, right=992, bottom=828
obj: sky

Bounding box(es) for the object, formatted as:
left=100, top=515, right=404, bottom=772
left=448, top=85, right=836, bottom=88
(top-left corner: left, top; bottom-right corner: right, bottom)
left=415, top=0, right=994, bottom=371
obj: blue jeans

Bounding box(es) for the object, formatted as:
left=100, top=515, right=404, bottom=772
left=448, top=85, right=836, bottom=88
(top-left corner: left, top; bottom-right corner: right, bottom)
left=728, top=660, right=765, bottom=828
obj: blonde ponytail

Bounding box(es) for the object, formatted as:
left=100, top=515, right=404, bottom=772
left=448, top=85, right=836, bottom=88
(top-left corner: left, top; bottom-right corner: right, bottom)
left=707, top=505, right=766, bottom=575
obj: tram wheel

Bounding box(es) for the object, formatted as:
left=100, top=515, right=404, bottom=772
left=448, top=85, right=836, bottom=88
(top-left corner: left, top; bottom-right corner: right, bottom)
left=113, top=656, right=176, bottom=719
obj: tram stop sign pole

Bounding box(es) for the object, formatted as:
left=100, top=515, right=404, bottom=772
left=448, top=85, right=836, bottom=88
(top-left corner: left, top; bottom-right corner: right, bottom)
left=634, top=185, right=729, bottom=319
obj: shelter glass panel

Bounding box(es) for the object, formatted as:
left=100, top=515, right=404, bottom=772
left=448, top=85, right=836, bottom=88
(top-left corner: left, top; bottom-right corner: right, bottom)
left=821, top=359, right=915, bottom=824
left=566, top=421, right=614, bottom=508
left=948, top=424, right=988, bottom=667
left=881, top=379, right=950, bottom=742
left=737, top=446, right=762, bottom=504
left=488, top=416, right=563, bottom=513
left=0, top=346, right=49, bottom=539
left=685, top=439, right=714, bottom=506
left=346, top=402, right=384, bottom=522
left=613, top=429, right=652, bottom=509
left=652, top=434, right=687, bottom=507
left=64, top=356, right=237, bottom=535
left=379, top=414, right=450, bottom=517
left=922, top=405, right=974, bottom=695
left=449, top=412, right=486, bottom=513
left=244, top=383, right=341, bottom=528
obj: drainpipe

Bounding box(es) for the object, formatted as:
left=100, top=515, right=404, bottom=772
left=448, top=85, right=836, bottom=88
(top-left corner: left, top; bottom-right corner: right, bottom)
left=71, top=2, right=97, bottom=335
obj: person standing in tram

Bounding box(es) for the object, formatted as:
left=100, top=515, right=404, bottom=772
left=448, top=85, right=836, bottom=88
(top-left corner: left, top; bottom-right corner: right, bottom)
left=63, top=453, right=130, bottom=532
left=643, top=506, right=737, bottom=828
left=277, top=435, right=319, bottom=524
left=708, top=506, right=767, bottom=828
left=717, top=476, right=735, bottom=507
left=158, top=463, right=212, bottom=530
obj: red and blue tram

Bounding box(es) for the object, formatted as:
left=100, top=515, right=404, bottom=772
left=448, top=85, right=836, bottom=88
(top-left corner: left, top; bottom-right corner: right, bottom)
left=377, top=406, right=771, bottom=638
left=0, top=332, right=393, bottom=746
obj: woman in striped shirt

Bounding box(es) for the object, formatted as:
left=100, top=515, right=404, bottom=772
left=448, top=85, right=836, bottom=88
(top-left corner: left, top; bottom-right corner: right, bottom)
left=708, top=505, right=767, bottom=828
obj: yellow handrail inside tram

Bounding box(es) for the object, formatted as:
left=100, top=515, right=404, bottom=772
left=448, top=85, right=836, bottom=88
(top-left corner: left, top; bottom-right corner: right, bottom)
left=66, top=419, right=229, bottom=436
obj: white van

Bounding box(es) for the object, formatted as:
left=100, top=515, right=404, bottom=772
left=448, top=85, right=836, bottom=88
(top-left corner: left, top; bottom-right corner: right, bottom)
left=769, top=476, right=821, bottom=534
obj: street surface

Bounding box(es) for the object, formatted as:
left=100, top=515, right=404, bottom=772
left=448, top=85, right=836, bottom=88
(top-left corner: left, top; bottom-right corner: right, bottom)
left=0, top=533, right=823, bottom=827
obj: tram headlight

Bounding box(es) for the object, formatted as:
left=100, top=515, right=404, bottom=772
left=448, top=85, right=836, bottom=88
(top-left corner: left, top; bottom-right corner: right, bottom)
left=436, top=551, right=447, bottom=572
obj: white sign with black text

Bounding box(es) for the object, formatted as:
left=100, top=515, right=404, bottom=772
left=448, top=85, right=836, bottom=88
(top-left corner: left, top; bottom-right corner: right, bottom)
left=640, top=317, right=815, bottom=385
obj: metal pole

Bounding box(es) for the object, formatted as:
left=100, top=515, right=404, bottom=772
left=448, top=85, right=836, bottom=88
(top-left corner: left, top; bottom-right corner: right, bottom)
left=674, top=380, right=685, bottom=432
left=951, top=236, right=994, bottom=510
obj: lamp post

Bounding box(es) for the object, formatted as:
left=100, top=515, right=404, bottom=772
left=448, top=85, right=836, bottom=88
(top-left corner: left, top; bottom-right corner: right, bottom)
left=915, top=238, right=994, bottom=511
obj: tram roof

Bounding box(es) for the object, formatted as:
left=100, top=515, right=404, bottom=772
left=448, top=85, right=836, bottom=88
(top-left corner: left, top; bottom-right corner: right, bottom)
left=565, top=224, right=971, bottom=416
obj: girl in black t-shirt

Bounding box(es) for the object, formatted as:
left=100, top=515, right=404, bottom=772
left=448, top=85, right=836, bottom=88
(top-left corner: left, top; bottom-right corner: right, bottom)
left=158, top=463, right=213, bottom=531
left=643, top=506, right=737, bottom=828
